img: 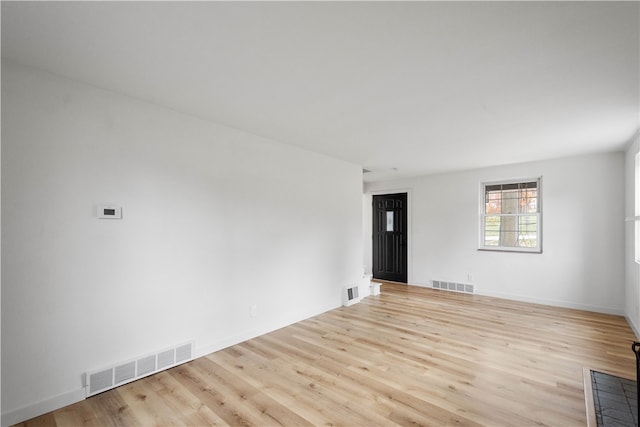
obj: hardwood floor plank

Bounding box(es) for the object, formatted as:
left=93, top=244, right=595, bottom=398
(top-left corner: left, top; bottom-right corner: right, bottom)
left=197, top=356, right=315, bottom=427
left=13, top=412, right=56, bottom=427
left=217, top=340, right=392, bottom=426
left=13, top=283, right=638, bottom=426
left=114, top=371, right=225, bottom=426
left=89, top=388, right=141, bottom=427
left=52, top=400, right=102, bottom=427
left=259, top=325, right=482, bottom=426
left=171, top=361, right=256, bottom=426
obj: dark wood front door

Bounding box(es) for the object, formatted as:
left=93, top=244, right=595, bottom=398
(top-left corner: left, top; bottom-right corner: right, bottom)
left=372, top=193, right=407, bottom=283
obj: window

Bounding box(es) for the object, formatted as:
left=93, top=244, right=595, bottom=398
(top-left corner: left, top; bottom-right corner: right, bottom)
left=480, top=178, right=541, bottom=253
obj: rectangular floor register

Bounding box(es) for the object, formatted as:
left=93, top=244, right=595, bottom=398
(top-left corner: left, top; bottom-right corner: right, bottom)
left=586, top=369, right=637, bottom=427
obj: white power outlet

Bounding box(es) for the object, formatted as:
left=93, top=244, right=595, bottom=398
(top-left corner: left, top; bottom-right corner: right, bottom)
left=467, top=274, right=474, bottom=283
left=250, top=304, right=258, bottom=318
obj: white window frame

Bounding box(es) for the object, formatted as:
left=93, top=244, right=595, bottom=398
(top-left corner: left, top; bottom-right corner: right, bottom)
left=479, top=177, right=542, bottom=253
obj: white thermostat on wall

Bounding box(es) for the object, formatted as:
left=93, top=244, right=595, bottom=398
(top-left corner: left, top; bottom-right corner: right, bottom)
left=97, top=205, right=122, bottom=219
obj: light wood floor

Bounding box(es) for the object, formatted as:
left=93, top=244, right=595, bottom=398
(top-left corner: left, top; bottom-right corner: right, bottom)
left=16, top=283, right=638, bottom=426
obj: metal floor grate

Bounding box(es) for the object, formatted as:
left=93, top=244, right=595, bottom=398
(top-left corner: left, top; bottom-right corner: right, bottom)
left=591, top=370, right=638, bottom=427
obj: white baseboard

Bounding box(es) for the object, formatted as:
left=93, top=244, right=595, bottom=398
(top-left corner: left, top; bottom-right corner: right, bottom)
left=418, top=281, right=624, bottom=315
left=477, top=289, right=624, bottom=316
left=625, top=315, right=640, bottom=340
left=2, top=388, right=85, bottom=427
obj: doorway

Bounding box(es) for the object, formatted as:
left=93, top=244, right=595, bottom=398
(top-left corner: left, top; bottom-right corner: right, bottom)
left=372, top=193, right=408, bottom=283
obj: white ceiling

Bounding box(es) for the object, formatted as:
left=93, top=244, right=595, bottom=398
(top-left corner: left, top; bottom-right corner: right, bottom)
left=2, top=1, right=639, bottom=182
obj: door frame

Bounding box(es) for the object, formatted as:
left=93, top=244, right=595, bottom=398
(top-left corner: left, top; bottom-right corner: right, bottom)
left=367, top=188, right=412, bottom=285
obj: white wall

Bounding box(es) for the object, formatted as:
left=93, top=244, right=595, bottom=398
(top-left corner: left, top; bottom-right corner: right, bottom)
left=362, top=194, right=372, bottom=275
left=1, top=62, right=363, bottom=425
left=624, top=131, right=640, bottom=336
left=365, top=152, right=626, bottom=314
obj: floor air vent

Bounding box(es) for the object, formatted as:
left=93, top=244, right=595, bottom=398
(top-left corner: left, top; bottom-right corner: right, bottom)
left=432, top=280, right=474, bottom=294
left=85, top=341, right=194, bottom=397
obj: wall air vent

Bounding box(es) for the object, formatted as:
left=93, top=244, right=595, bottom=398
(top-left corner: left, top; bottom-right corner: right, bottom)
left=85, top=341, right=194, bottom=397
left=137, top=355, right=156, bottom=377
left=343, top=284, right=362, bottom=307
left=88, top=369, right=113, bottom=396
left=114, top=361, right=135, bottom=384
left=432, top=280, right=474, bottom=294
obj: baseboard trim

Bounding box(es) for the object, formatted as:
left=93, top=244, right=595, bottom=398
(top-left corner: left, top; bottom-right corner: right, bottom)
left=625, top=315, right=640, bottom=340
left=2, top=388, right=85, bottom=427
left=397, top=282, right=624, bottom=315
left=475, top=289, right=624, bottom=316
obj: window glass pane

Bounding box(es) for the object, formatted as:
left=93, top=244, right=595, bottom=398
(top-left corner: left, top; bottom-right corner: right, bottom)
left=484, top=234, right=499, bottom=246
left=386, top=211, right=394, bottom=232
left=501, top=189, right=519, bottom=214
left=523, top=189, right=538, bottom=213
left=518, top=215, right=537, bottom=247
left=485, top=191, right=501, bottom=214
left=499, top=215, right=518, bottom=246
left=483, top=216, right=500, bottom=246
